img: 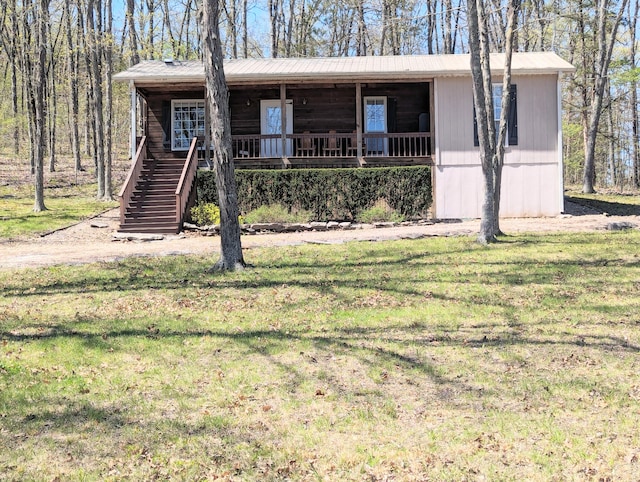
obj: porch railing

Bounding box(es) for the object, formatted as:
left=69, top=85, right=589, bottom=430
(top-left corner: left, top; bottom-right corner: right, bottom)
left=175, top=137, right=199, bottom=225
left=118, top=135, right=147, bottom=225
left=231, top=132, right=431, bottom=159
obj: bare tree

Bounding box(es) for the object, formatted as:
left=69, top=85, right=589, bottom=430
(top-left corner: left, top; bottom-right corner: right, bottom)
left=64, top=0, right=83, bottom=172
left=582, top=0, right=628, bottom=193
left=200, top=0, right=246, bottom=271
left=631, top=0, right=640, bottom=187
left=468, top=0, right=520, bottom=243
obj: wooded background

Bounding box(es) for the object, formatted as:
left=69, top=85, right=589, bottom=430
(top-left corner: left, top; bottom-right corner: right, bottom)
left=1, top=0, right=638, bottom=194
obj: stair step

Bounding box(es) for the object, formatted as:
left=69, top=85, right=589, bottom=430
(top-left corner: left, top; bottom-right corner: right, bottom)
left=118, top=223, right=181, bottom=234
left=120, top=156, right=195, bottom=234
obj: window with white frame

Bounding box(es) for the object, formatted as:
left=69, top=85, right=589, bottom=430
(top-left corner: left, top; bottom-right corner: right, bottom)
left=172, top=100, right=205, bottom=151
left=473, top=84, right=518, bottom=147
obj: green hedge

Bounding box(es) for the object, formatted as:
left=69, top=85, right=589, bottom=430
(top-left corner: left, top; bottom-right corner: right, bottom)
left=197, top=166, right=432, bottom=221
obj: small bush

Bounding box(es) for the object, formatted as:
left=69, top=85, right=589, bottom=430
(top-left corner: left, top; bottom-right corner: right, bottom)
left=190, top=203, right=220, bottom=226
left=243, top=204, right=312, bottom=224
left=357, top=203, right=405, bottom=223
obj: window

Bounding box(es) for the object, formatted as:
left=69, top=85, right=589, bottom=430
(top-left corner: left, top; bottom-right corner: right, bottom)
left=172, top=100, right=205, bottom=151
left=473, top=84, right=518, bottom=147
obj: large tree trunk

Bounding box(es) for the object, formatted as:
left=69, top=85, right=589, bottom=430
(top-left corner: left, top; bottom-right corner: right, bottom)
left=200, top=0, right=245, bottom=271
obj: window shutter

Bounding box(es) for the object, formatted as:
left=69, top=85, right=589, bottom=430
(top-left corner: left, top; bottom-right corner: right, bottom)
left=473, top=106, right=479, bottom=147
left=508, top=85, right=518, bottom=146
left=161, top=101, right=171, bottom=150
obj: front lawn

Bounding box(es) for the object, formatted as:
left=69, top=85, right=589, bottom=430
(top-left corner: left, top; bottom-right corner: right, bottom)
left=1, top=232, right=639, bottom=480
left=0, top=183, right=117, bottom=239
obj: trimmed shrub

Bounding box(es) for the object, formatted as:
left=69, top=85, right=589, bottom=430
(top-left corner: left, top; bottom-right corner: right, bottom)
left=197, top=166, right=431, bottom=221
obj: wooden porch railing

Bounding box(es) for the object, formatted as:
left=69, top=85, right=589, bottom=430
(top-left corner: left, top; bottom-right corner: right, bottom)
left=175, top=137, right=199, bottom=224
left=118, top=135, right=147, bottom=225
left=231, top=132, right=431, bottom=159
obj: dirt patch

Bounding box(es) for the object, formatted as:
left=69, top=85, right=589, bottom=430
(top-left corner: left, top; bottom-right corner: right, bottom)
left=1, top=201, right=638, bottom=270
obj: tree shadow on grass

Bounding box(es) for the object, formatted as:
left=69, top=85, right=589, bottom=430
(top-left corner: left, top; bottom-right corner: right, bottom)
left=565, top=195, right=640, bottom=216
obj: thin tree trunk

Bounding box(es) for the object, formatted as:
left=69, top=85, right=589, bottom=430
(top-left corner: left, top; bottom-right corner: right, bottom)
left=126, top=0, right=140, bottom=64
left=64, top=0, right=83, bottom=171
left=103, top=0, right=113, bottom=200
left=582, top=0, right=628, bottom=193
left=631, top=0, right=640, bottom=187
left=200, top=0, right=245, bottom=271
left=242, top=0, right=248, bottom=57
left=48, top=60, right=57, bottom=172
left=33, top=0, right=50, bottom=212
left=87, top=0, right=106, bottom=198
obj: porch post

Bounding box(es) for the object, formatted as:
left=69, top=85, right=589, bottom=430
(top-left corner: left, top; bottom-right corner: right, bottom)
left=130, top=80, right=137, bottom=160
left=355, top=82, right=362, bottom=158
left=280, top=83, right=287, bottom=160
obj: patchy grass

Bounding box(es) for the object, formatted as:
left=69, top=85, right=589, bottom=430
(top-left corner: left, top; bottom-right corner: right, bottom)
left=566, top=190, right=640, bottom=216
left=0, top=183, right=117, bottom=239
left=1, top=232, right=640, bottom=480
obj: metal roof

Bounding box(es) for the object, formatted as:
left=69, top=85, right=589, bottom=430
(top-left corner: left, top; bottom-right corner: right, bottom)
left=114, top=52, right=575, bottom=85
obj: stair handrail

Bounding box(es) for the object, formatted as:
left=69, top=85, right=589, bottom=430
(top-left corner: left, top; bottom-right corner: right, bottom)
left=175, top=137, right=199, bottom=225
left=118, top=136, right=147, bottom=226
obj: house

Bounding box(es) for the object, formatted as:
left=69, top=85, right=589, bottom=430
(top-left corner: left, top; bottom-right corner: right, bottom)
left=114, top=52, right=574, bottom=233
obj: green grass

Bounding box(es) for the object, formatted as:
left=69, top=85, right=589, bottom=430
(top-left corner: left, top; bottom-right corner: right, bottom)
left=566, top=191, right=640, bottom=216
left=1, top=231, right=640, bottom=480
left=0, top=183, right=117, bottom=239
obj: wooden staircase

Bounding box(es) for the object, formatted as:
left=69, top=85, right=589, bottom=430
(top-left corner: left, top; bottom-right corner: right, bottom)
left=119, top=137, right=199, bottom=234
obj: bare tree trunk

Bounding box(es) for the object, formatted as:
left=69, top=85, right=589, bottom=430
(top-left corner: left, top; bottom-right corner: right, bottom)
left=146, top=0, right=155, bottom=57
left=48, top=59, right=57, bottom=172
left=469, top=0, right=519, bottom=244
left=64, top=0, right=83, bottom=172
left=582, top=0, right=628, bottom=193
left=33, top=0, right=50, bottom=211
left=269, top=0, right=278, bottom=57
left=126, top=0, right=140, bottom=64
left=87, top=0, right=106, bottom=198
left=200, top=0, right=245, bottom=271
left=104, top=0, right=113, bottom=200
left=443, top=0, right=453, bottom=54
left=242, top=0, right=248, bottom=57
left=631, top=0, right=640, bottom=187
left=356, top=0, right=367, bottom=56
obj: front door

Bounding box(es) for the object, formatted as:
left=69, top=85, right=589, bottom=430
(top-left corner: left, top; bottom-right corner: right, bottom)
left=364, top=96, right=388, bottom=155
left=260, top=100, right=293, bottom=157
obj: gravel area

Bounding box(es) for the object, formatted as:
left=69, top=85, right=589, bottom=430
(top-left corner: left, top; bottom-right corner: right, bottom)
left=1, top=201, right=638, bottom=270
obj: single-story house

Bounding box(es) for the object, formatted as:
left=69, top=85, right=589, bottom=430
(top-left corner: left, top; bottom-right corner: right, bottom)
left=114, top=52, right=575, bottom=233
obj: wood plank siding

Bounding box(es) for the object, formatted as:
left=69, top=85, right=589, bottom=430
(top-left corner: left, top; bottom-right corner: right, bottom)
left=229, top=83, right=430, bottom=137
left=434, top=74, right=563, bottom=218
left=142, top=87, right=205, bottom=160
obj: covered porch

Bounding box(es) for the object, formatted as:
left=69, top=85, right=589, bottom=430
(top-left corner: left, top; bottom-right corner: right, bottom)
left=226, top=80, right=434, bottom=169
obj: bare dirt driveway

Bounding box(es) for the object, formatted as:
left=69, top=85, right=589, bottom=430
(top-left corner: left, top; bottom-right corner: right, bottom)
left=1, top=201, right=638, bottom=270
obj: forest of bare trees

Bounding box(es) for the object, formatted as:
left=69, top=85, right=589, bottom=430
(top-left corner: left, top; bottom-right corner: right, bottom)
left=1, top=0, right=639, bottom=199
